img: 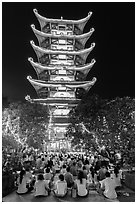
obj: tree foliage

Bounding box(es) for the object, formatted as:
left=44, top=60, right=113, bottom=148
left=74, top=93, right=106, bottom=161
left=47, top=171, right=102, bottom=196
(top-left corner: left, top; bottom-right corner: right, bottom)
left=66, top=95, right=135, bottom=165
left=2, top=101, right=49, bottom=149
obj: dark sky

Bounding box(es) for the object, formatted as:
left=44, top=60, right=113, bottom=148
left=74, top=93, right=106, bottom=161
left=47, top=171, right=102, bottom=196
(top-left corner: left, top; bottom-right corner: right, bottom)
left=2, top=2, right=135, bottom=101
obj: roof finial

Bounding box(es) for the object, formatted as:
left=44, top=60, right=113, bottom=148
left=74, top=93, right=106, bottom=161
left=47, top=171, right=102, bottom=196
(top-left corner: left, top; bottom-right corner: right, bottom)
left=61, top=16, right=63, bottom=20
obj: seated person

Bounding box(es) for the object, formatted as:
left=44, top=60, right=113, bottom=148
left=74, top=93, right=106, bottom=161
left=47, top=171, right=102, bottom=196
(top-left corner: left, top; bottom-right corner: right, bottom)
left=64, top=166, right=75, bottom=188
left=98, top=166, right=107, bottom=181
left=17, top=169, right=33, bottom=194
left=83, top=165, right=88, bottom=179
left=75, top=170, right=89, bottom=197
left=44, top=167, right=53, bottom=180
left=44, top=167, right=53, bottom=188
left=53, top=174, right=67, bottom=197
left=60, top=164, right=67, bottom=175
left=99, top=171, right=117, bottom=199
left=34, top=174, right=50, bottom=197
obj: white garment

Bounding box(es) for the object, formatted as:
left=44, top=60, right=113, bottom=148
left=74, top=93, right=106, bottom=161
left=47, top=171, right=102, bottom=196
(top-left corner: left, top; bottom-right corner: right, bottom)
left=17, top=176, right=29, bottom=194
left=100, top=177, right=117, bottom=199
left=34, top=180, right=49, bottom=196
left=76, top=179, right=88, bottom=196
left=55, top=180, right=67, bottom=195
left=111, top=173, right=121, bottom=187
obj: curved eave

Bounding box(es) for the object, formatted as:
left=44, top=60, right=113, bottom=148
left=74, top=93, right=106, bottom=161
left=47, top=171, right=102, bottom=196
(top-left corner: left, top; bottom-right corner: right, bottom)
left=28, top=57, right=96, bottom=75
left=27, top=76, right=97, bottom=91
left=66, top=77, right=97, bottom=91
left=30, top=40, right=95, bottom=61
left=31, top=24, right=94, bottom=46
left=33, top=9, right=92, bottom=31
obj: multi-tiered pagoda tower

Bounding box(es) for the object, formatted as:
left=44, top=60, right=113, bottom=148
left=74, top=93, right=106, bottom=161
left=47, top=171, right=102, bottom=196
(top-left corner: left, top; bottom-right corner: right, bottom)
left=26, top=9, right=97, bottom=151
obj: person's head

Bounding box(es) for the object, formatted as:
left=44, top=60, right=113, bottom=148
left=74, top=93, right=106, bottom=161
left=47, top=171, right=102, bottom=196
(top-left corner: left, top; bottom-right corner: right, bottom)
left=37, top=174, right=44, bottom=181
left=46, top=167, right=50, bottom=173
left=19, top=170, right=26, bottom=184
left=78, top=170, right=84, bottom=184
left=62, top=164, right=66, bottom=169
left=59, top=174, right=64, bottom=181
left=105, top=171, right=110, bottom=178
left=66, top=166, right=70, bottom=172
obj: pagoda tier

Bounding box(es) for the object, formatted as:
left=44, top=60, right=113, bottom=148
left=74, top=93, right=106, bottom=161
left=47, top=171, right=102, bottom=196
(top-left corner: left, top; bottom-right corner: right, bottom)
left=33, top=9, right=92, bottom=32
left=31, top=24, right=94, bottom=48
left=28, top=57, right=96, bottom=76
left=30, top=40, right=95, bottom=63
left=27, top=76, right=97, bottom=91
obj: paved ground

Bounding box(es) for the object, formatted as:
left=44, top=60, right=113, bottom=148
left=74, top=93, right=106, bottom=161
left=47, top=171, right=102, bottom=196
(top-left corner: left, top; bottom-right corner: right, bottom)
left=2, top=185, right=135, bottom=202
left=2, top=189, right=118, bottom=202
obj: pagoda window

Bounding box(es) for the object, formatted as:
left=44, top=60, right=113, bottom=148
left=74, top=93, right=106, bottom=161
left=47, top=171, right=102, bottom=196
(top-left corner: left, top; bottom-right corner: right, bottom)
left=51, top=23, right=58, bottom=29
left=58, top=25, right=66, bottom=30
left=58, top=55, right=66, bottom=60
left=58, top=39, right=66, bottom=45
left=58, top=86, right=66, bottom=91
left=51, top=54, right=58, bottom=60
left=51, top=38, right=58, bottom=45
left=59, top=70, right=67, bottom=75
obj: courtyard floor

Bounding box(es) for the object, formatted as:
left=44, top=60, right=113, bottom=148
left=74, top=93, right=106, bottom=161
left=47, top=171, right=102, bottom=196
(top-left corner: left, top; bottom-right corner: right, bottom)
left=2, top=185, right=135, bottom=202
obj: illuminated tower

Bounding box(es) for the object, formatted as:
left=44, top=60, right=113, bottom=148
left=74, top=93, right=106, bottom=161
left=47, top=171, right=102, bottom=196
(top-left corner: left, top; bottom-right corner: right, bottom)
left=26, top=9, right=97, bottom=151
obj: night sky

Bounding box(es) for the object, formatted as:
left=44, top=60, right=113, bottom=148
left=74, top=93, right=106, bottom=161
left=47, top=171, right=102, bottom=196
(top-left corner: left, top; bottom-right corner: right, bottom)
left=2, top=2, right=135, bottom=101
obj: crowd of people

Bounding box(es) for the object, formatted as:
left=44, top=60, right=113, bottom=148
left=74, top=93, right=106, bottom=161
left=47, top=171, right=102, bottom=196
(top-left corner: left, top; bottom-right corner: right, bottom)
left=2, top=146, right=124, bottom=200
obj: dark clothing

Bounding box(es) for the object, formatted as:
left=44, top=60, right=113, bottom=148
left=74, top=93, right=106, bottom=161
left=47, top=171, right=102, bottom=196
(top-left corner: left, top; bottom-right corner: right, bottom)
left=64, top=172, right=74, bottom=188
left=70, top=166, right=77, bottom=177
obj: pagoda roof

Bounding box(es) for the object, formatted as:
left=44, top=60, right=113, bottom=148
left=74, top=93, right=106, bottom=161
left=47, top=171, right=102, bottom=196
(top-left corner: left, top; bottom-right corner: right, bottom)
left=28, top=57, right=96, bottom=75
left=30, top=40, right=95, bottom=61
left=31, top=24, right=94, bottom=46
left=33, top=9, right=92, bottom=31
left=27, top=75, right=97, bottom=91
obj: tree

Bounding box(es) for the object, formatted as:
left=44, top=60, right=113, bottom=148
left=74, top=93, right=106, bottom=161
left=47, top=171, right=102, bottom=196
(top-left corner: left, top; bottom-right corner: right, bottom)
left=66, top=95, right=135, bottom=165
left=2, top=101, right=49, bottom=150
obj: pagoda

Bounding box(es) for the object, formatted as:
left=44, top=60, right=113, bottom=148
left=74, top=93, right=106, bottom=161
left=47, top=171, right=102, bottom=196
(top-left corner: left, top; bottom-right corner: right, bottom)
left=26, top=9, right=97, bottom=151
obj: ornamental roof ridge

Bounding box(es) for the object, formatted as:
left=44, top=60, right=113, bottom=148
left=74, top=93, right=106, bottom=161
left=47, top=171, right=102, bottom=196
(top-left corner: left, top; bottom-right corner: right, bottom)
left=30, top=40, right=95, bottom=55
left=31, top=24, right=95, bottom=40
left=33, top=9, right=92, bottom=25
